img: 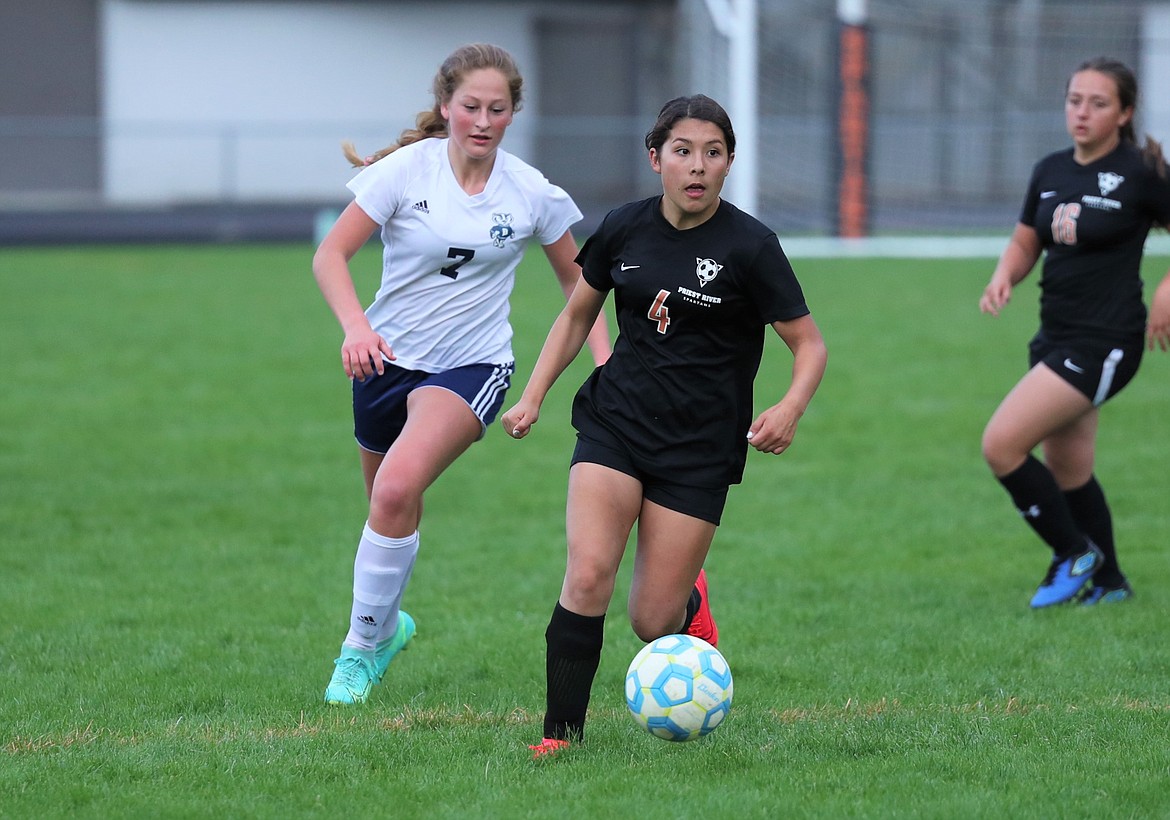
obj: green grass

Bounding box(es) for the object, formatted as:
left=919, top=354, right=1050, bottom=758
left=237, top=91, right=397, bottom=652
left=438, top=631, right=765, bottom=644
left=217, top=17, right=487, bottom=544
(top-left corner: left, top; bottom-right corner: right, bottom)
left=1, top=244, right=1168, bottom=818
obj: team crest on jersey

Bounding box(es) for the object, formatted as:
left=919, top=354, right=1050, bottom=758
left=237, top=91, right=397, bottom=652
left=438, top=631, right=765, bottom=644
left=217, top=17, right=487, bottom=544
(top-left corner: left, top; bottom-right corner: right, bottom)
left=1098, top=172, right=1124, bottom=197
left=695, top=257, right=722, bottom=287
left=490, top=213, right=515, bottom=248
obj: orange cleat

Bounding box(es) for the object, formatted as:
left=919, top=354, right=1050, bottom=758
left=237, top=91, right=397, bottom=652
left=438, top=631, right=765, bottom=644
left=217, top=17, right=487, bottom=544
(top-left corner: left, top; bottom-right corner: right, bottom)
left=528, top=737, right=570, bottom=760
left=685, top=569, right=719, bottom=648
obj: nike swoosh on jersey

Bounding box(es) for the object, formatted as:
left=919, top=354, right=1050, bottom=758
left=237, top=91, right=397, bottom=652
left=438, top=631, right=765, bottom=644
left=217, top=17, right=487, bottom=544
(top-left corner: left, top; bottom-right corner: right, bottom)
left=1040, top=191, right=1057, bottom=199
left=620, top=262, right=640, bottom=271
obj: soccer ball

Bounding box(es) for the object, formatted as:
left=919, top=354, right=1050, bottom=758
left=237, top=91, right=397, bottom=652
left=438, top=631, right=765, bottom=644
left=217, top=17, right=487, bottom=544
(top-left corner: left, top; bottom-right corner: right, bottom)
left=624, top=634, right=733, bottom=742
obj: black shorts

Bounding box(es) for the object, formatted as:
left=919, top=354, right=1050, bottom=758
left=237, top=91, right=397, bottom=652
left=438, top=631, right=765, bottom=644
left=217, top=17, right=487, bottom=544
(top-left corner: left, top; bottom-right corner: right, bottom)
left=352, top=361, right=513, bottom=453
left=1028, top=332, right=1142, bottom=407
left=570, top=426, right=729, bottom=526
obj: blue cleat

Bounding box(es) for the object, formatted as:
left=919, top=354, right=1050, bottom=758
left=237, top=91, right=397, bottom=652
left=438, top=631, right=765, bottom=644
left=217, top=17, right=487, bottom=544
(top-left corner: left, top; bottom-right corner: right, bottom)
left=1030, top=542, right=1103, bottom=609
left=374, top=611, right=416, bottom=680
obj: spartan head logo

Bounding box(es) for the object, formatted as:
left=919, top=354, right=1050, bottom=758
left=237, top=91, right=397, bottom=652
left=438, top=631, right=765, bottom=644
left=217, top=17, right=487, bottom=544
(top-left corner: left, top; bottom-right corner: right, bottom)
left=489, top=213, right=515, bottom=248
left=695, top=257, right=722, bottom=287
left=1098, top=172, right=1124, bottom=197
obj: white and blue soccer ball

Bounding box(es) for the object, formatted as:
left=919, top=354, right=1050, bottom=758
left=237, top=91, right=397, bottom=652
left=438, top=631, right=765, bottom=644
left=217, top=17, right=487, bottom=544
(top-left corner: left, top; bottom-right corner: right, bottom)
left=624, top=634, right=733, bottom=742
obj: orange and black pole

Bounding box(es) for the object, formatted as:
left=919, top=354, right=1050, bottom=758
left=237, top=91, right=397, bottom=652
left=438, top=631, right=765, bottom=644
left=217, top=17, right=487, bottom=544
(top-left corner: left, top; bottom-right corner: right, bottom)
left=833, top=0, right=871, bottom=238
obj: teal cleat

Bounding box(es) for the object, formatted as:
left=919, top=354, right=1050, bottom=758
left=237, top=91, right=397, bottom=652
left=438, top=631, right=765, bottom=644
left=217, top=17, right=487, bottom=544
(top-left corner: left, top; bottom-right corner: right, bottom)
left=324, top=646, right=379, bottom=705
left=374, top=612, right=416, bottom=680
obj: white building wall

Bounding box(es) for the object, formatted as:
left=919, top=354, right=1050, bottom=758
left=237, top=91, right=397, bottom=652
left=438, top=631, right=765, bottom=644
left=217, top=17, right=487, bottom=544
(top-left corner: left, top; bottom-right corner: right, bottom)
left=1142, top=4, right=1170, bottom=146
left=100, top=0, right=542, bottom=204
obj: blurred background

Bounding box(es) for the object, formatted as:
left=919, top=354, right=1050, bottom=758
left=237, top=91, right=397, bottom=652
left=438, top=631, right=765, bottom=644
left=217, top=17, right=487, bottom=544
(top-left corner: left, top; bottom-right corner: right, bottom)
left=2, top=0, right=1169, bottom=243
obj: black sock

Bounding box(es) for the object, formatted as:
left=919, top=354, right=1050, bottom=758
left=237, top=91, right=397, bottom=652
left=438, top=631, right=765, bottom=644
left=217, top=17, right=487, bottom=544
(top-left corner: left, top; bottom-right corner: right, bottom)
left=679, top=585, right=701, bottom=634
left=542, top=603, right=604, bottom=742
left=997, top=455, right=1086, bottom=559
left=1064, top=476, right=1123, bottom=586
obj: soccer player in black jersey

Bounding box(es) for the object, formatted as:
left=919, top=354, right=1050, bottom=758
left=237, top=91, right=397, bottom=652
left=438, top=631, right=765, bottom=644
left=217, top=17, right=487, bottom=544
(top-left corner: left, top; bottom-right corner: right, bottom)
left=501, top=95, right=828, bottom=757
left=980, top=57, right=1170, bottom=608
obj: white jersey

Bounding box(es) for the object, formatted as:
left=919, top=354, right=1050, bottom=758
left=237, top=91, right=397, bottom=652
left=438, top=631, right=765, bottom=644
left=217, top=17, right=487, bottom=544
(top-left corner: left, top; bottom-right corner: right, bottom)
left=347, top=138, right=582, bottom=372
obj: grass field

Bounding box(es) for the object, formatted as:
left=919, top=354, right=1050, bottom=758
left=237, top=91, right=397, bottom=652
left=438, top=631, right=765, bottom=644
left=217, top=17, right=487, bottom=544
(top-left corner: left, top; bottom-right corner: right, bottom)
left=2, top=243, right=1168, bottom=818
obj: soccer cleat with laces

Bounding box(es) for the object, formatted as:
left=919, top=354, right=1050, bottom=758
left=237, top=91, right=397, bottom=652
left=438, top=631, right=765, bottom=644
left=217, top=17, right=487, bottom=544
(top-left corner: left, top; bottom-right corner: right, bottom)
left=685, top=568, right=719, bottom=647
left=374, top=611, right=416, bottom=680
left=324, top=646, right=379, bottom=705
left=1078, top=580, right=1133, bottom=605
left=529, top=737, right=570, bottom=760
left=1029, top=542, right=1103, bottom=609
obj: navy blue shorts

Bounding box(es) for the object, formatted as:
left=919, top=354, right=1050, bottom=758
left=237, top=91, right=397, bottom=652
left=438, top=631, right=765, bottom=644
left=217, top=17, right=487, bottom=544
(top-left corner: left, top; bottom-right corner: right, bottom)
left=1028, top=332, right=1142, bottom=407
left=352, top=361, right=514, bottom=453
left=570, top=427, right=729, bottom=526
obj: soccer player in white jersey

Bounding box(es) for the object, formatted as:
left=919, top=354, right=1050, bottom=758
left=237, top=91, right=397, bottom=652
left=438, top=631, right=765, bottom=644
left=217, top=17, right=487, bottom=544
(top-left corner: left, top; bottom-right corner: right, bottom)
left=312, top=43, right=609, bottom=705
left=980, top=57, right=1170, bottom=608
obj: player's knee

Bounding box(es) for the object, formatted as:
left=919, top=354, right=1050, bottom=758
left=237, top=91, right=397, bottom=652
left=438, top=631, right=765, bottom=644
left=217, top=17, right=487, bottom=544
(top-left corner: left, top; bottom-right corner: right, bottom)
left=981, top=426, right=1018, bottom=475
left=628, top=610, right=676, bottom=643
left=368, top=479, right=420, bottom=524
left=562, top=561, right=615, bottom=611
left=980, top=433, right=1000, bottom=469
left=367, top=479, right=423, bottom=531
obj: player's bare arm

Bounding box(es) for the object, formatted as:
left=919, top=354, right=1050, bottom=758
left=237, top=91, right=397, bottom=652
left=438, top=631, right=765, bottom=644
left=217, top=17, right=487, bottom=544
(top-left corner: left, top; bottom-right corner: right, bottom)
left=502, top=281, right=607, bottom=438
left=312, top=202, right=394, bottom=380
left=981, top=222, right=1041, bottom=316
left=748, top=314, right=827, bottom=454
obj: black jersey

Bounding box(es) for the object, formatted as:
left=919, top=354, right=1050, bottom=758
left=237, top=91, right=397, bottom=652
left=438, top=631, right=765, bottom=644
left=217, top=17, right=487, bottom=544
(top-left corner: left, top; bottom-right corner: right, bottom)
left=572, top=197, right=810, bottom=487
left=1020, top=141, right=1170, bottom=345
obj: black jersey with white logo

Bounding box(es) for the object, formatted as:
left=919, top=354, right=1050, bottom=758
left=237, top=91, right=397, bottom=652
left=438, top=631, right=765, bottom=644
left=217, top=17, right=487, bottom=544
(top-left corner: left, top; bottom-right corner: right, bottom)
left=572, top=196, right=810, bottom=487
left=1020, top=141, right=1170, bottom=345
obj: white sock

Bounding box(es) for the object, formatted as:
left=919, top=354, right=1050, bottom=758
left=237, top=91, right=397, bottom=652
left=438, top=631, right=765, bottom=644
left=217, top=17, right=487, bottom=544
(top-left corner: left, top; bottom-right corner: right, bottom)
left=343, top=523, right=419, bottom=651
left=376, top=538, right=417, bottom=645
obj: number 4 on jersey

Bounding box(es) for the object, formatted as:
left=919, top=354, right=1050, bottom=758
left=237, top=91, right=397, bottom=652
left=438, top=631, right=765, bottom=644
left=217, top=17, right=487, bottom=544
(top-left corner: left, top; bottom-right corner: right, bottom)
left=648, top=289, right=671, bottom=334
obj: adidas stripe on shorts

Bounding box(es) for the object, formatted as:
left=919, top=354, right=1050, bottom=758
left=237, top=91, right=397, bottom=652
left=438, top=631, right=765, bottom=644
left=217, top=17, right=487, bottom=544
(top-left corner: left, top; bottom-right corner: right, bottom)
left=353, top=361, right=514, bottom=452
